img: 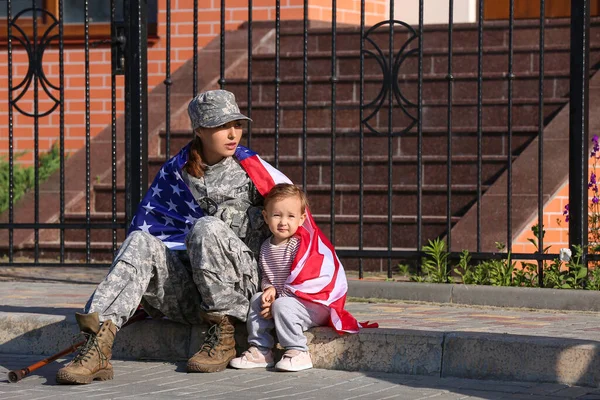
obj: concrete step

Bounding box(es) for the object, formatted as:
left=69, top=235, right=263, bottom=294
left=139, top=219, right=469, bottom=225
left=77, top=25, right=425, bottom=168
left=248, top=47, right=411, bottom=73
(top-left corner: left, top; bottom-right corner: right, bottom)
left=96, top=152, right=519, bottom=184
left=23, top=214, right=462, bottom=259
left=147, top=154, right=511, bottom=186
left=228, top=72, right=574, bottom=104
left=250, top=45, right=600, bottom=79
left=159, top=126, right=539, bottom=159
left=2, top=281, right=600, bottom=387
left=93, top=175, right=490, bottom=215
left=277, top=19, right=600, bottom=53
left=57, top=212, right=127, bottom=243
left=235, top=98, right=566, bottom=130
left=8, top=241, right=118, bottom=262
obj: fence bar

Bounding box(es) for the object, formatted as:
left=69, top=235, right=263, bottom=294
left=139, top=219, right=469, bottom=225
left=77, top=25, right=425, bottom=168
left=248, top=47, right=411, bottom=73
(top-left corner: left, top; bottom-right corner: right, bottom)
left=336, top=249, right=570, bottom=261
left=537, top=0, right=546, bottom=286
left=330, top=0, right=337, bottom=243
left=0, top=223, right=124, bottom=229
left=302, top=0, right=308, bottom=191
left=124, top=0, right=149, bottom=227
left=7, top=0, right=13, bottom=262
left=193, top=0, right=198, bottom=96
left=274, top=0, right=280, bottom=169
left=446, top=0, right=454, bottom=251
left=506, top=0, right=514, bottom=252
left=569, top=0, right=590, bottom=263
left=416, top=0, right=423, bottom=273
left=0, top=262, right=114, bottom=268
left=387, top=0, right=395, bottom=278
left=165, top=0, right=172, bottom=159
left=85, top=0, right=91, bottom=263
left=476, top=0, right=484, bottom=252
left=220, top=0, right=225, bottom=88
left=33, top=2, right=39, bottom=262
left=59, top=0, right=65, bottom=261
left=358, top=0, right=365, bottom=278
left=247, top=0, right=253, bottom=148
left=110, top=0, right=118, bottom=253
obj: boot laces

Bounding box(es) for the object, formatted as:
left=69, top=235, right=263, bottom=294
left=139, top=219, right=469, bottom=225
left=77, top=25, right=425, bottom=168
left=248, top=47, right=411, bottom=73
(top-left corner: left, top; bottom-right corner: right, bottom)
left=199, top=324, right=221, bottom=356
left=72, top=332, right=108, bottom=364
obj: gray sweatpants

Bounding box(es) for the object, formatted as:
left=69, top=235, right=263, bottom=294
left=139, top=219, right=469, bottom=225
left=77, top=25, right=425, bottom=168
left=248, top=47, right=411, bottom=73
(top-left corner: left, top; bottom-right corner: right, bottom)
left=247, top=292, right=330, bottom=351
left=85, top=217, right=259, bottom=328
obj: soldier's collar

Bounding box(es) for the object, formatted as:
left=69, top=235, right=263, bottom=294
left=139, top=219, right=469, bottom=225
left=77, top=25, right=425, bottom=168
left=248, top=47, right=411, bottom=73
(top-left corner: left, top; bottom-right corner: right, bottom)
left=204, top=156, right=234, bottom=172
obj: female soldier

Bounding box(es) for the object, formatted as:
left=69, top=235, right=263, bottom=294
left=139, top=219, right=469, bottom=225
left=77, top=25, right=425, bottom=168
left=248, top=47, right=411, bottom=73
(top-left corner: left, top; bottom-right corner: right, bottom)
left=56, top=90, right=270, bottom=384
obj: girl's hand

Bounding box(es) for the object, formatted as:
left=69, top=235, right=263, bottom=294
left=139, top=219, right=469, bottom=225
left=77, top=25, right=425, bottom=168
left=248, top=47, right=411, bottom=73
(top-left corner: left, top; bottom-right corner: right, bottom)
left=260, top=287, right=276, bottom=319
left=261, top=287, right=276, bottom=306
left=260, top=304, right=273, bottom=319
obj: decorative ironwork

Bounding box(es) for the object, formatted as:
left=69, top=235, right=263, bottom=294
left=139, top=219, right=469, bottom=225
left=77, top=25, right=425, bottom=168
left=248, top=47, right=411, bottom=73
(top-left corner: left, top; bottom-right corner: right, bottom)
left=9, top=8, right=61, bottom=118
left=362, top=20, right=419, bottom=136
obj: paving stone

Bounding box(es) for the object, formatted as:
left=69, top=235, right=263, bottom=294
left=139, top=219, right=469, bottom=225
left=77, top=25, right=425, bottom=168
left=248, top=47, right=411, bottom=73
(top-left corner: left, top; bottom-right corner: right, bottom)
left=2, top=355, right=599, bottom=400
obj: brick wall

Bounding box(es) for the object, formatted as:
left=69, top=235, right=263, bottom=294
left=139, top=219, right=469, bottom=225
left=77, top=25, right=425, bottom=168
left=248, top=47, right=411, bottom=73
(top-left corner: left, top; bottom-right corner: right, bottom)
left=512, top=182, right=569, bottom=255
left=0, top=0, right=386, bottom=164
left=512, top=158, right=598, bottom=255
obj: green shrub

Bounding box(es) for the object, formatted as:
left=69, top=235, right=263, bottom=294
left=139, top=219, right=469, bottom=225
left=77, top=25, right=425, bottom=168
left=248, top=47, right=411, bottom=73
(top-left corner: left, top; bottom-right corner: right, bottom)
left=0, top=144, right=61, bottom=213
left=418, top=238, right=452, bottom=283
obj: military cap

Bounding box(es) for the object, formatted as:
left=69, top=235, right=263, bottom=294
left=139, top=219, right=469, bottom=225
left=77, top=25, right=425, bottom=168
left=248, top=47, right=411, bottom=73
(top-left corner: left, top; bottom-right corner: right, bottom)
left=187, top=89, right=251, bottom=130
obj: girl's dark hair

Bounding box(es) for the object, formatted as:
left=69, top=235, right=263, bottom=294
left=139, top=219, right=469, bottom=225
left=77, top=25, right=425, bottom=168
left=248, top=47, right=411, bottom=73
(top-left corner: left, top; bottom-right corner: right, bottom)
left=184, top=134, right=207, bottom=178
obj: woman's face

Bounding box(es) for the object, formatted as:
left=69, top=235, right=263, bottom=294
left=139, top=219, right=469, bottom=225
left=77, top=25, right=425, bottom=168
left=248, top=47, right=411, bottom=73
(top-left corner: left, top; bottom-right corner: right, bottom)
left=195, top=120, right=243, bottom=165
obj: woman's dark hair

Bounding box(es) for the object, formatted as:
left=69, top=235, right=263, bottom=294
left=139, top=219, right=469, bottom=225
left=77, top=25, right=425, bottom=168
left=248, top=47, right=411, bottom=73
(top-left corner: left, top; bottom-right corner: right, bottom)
left=184, top=134, right=207, bottom=178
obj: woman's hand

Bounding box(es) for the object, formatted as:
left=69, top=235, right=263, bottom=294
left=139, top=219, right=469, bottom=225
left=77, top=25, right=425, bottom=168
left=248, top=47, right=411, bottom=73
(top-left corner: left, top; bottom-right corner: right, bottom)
left=260, top=287, right=276, bottom=319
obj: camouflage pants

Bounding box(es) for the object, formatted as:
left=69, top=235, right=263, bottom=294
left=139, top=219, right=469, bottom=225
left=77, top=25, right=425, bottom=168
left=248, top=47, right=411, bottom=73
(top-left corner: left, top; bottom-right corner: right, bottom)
left=85, top=216, right=259, bottom=329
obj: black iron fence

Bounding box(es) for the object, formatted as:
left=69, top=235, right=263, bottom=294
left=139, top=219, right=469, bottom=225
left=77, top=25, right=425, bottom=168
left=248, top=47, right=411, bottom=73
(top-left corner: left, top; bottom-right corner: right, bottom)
left=0, top=0, right=594, bottom=284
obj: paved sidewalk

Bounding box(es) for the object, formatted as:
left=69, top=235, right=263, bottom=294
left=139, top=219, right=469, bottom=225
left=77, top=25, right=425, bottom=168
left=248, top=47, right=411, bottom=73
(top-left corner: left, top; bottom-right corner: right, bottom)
left=2, top=280, right=600, bottom=388
left=2, top=354, right=600, bottom=400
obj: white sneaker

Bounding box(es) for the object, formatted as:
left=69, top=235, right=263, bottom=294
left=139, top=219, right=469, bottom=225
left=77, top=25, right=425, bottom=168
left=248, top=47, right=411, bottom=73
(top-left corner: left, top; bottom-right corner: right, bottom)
left=229, top=346, right=274, bottom=369
left=275, top=349, right=313, bottom=372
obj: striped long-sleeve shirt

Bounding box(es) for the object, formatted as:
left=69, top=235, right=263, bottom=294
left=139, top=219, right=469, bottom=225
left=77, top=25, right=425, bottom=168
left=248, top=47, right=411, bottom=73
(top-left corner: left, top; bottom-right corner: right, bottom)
left=259, top=235, right=300, bottom=297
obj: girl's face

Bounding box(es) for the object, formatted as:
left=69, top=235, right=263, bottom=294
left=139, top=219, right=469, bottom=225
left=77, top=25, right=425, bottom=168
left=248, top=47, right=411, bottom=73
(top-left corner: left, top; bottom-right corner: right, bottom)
left=195, top=120, right=243, bottom=165
left=262, top=195, right=306, bottom=245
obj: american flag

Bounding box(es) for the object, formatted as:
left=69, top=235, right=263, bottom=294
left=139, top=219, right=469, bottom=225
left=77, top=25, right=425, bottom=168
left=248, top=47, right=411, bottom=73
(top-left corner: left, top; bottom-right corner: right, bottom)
left=129, top=143, right=377, bottom=333
left=128, top=142, right=205, bottom=250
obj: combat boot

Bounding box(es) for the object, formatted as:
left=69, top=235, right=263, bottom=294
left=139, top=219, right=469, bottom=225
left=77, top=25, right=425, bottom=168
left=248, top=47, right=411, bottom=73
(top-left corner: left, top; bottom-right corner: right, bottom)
left=56, top=312, right=117, bottom=384
left=187, top=314, right=236, bottom=373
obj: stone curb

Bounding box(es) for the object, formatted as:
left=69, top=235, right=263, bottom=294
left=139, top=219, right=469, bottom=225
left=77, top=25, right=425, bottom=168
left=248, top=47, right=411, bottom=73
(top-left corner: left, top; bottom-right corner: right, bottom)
left=2, top=312, right=600, bottom=387
left=441, top=332, right=600, bottom=388
left=348, top=280, right=600, bottom=311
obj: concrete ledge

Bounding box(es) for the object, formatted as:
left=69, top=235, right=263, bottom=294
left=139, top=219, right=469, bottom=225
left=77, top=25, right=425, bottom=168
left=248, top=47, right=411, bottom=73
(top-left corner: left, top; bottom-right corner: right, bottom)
left=114, top=320, right=192, bottom=360
left=3, top=312, right=600, bottom=387
left=0, top=314, right=442, bottom=377
left=442, top=332, right=600, bottom=387
left=451, top=285, right=600, bottom=311
left=307, top=327, right=443, bottom=376
left=348, top=280, right=600, bottom=311
left=0, top=312, right=74, bottom=356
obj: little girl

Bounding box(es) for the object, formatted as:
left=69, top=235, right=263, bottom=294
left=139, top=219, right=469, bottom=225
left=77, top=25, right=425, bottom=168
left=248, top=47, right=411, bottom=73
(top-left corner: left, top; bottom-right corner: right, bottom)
left=229, top=183, right=330, bottom=372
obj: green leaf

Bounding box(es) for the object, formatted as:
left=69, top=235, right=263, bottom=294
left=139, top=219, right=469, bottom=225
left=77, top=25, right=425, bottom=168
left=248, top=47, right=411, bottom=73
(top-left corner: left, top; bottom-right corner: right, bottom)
left=561, top=283, right=573, bottom=289
left=576, top=267, right=588, bottom=280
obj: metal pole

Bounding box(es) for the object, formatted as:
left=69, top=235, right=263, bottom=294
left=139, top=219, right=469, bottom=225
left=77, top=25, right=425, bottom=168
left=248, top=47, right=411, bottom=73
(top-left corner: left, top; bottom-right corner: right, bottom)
left=124, top=0, right=149, bottom=226
left=569, top=0, right=590, bottom=264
